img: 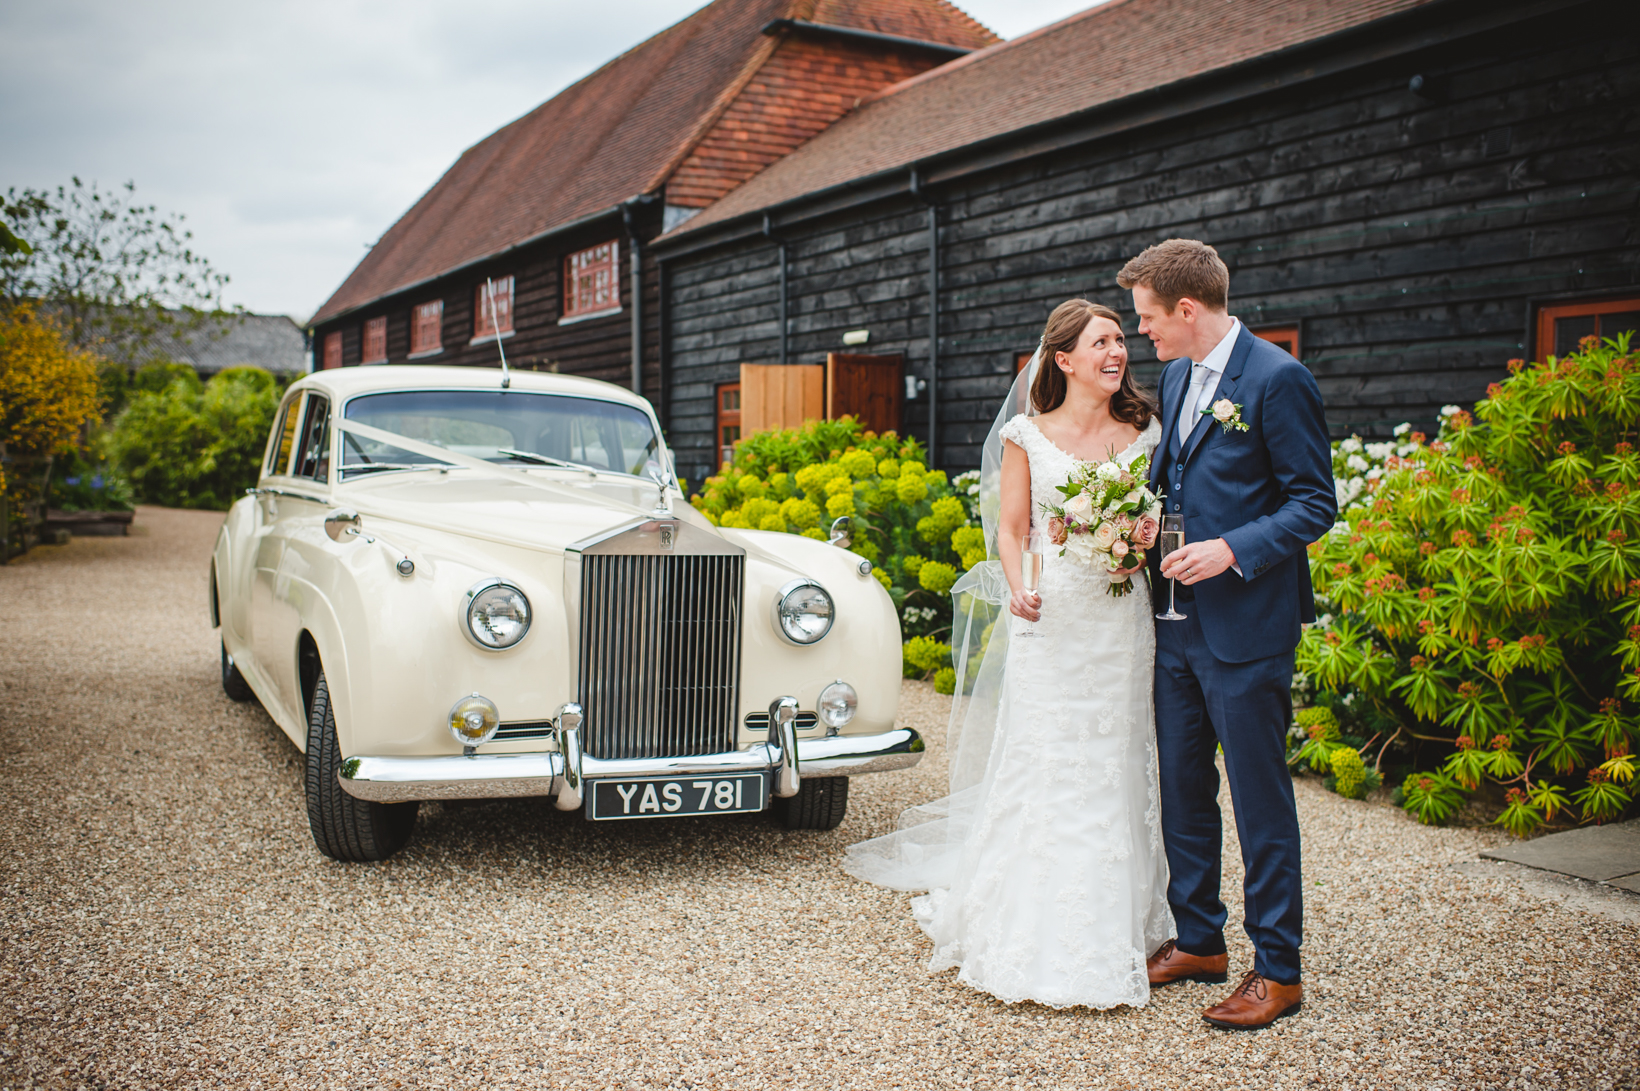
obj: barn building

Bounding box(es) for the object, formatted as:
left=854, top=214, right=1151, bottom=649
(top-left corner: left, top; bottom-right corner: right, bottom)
left=307, top=0, right=999, bottom=416
left=652, top=0, right=1639, bottom=485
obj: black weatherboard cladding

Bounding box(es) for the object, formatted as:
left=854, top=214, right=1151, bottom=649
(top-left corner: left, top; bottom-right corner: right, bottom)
left=660, top=0, right=1640, bottom=482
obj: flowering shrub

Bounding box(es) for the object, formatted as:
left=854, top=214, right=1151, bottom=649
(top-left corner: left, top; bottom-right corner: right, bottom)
left=1301, top=335, right=1640, bottom=834
left=689, top=417, right=984, bottom=670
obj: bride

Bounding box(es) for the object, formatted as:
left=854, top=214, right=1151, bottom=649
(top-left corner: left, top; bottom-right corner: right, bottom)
left=845, top=300, right=1175, bottom=1010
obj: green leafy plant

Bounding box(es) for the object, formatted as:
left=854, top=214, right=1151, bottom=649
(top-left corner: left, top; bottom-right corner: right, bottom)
left=690, top=417, right=981, bottom=677
left=106, top=363, right=282, bottom=510
left=1303, top=334, right=1640, bottom=833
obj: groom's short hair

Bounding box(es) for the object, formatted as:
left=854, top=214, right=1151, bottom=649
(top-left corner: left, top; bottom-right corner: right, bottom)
left=1117, top=239, right=1229, bottom=313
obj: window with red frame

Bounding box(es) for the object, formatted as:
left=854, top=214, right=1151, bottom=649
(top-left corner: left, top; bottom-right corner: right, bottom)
left=716, top=383, right=741, bottom=469
left=362, top=316, right=387, bottom=364
left=474, top=276, right=515, bottom=339
left=411, top=300, right=443, bottom=355
left=1252, top=325, right=1300, bottom=358
left=322, top=331, right=342, bottom=370
left=563, top=241, right=619, bottom=319
left=1536, top=296, right=1640, bottom=361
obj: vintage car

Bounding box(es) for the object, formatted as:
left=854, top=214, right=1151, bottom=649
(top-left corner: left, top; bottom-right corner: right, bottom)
left=211, top=364, right=920, bottom=860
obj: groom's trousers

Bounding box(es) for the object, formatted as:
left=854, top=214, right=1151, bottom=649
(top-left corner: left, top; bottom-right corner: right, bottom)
left=1154, top=610, right=1303, bottom=985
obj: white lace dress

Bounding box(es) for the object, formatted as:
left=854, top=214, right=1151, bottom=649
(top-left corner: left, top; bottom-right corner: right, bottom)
left=909, top=414, right=1174, bottom=1010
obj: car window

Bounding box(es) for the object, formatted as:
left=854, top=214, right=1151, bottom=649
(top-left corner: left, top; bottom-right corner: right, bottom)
left=266, top=395, right=301, bottom=476
left=294, top=394, right=331, bottom=482
left=341, top=390, right=660, bottom=477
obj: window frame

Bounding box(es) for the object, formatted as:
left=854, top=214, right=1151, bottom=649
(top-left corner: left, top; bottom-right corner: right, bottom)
left=265, top=393, right=303, bottom=477
left=293, top=394, right=332, bottom=483
left=1536, top=295, right=1640, bottom=361
left=1251, top=325, right=1301, bottom=359
left=560, top=240, right=621, bottom=323
left=362, top=316, right=388, bottom=364
left=472, top=276, right=515, bottom=343
left=322, top=331, right=343, bottom=370
left=716, top=382, right=741, bottom=470
left=410, top=300, right=444, bottom=358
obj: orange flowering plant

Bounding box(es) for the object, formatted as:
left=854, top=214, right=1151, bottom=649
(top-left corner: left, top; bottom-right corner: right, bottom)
left=1298, top=334, right=1639, bottom=835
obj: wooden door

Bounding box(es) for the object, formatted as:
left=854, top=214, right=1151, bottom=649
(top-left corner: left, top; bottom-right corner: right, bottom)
left=825, top=353, right=903, bottom=436
left=739, top=364, right=824, bottom=434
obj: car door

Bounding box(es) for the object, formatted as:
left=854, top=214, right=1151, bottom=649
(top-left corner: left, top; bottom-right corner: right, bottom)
left=252, top=391, right=331, bottom=733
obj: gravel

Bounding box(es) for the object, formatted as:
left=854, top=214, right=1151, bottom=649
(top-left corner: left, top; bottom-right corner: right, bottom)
left=2, top=506, right=1637, bottom=1091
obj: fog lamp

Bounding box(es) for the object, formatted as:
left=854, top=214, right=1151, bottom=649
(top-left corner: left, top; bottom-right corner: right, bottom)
left=449, top=693, right=500, bottom=747
left=818, top=680, right=857, bottom=732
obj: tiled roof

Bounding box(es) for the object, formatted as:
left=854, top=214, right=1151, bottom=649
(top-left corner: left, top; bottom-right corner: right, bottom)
left=312, top=0, right=996, bottom=325
left=666, top=0, right=1437, bottom=238
left=142, top=313, right=307, bottom=374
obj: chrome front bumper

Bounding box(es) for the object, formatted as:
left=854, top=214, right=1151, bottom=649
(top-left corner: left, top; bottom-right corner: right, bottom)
left=337, top=726, right=924, bottom=806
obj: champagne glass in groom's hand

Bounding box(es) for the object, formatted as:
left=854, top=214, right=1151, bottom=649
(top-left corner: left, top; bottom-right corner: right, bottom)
left=1155, top=515, right=1187, bottom=621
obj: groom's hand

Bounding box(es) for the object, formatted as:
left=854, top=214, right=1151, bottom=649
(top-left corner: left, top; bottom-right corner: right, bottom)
left=1161, top=538, right=1237, bottom=585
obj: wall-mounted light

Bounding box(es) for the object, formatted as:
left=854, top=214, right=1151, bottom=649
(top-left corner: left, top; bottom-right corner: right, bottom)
left=842, top=329, right=870, bottom=346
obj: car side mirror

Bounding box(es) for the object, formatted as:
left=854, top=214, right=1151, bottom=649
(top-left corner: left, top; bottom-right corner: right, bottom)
left=828, top=516, right=852, bottom=548
left=325, top=510, right=362, bottom=542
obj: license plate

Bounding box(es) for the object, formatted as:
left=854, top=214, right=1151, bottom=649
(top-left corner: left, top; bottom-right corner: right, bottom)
left=588, top=774, right=766, bottom=821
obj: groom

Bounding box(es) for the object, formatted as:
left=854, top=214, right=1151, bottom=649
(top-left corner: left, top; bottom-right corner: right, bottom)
left=1120, top=240, right=1336, bottom=1029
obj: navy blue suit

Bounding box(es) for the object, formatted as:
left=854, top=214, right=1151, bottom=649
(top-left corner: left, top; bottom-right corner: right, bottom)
left=1148, top=324, right=1336, bottom=985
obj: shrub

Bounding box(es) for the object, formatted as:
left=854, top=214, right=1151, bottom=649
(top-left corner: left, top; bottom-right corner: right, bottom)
left=933, top=667, right=957, bottom=695
left=107, top=363, right=281, bottom=510
left=1, top=306, right=102, bottom=548
left=688, top=417, right=979, bottom=670
left=901, top=634, right=952, bottom=680
left=1303, top=335, right=1640, bottom=833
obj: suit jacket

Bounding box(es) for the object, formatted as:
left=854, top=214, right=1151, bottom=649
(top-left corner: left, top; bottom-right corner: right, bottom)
left=1148, top=325, right=1336, bottom=663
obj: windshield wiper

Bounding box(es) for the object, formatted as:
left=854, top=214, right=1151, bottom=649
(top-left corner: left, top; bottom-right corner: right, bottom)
left=341, top=463, right=445, bottom=476
left=496, top=448, right=605, bottom=474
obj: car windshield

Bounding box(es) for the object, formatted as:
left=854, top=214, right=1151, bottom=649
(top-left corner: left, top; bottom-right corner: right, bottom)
left=341, top=390, right=660, bottom=478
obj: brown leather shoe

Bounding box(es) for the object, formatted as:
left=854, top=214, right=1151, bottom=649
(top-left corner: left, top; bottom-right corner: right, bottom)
left=1147, top=940, right=1229, bottom=986
left=1201, top=971, right=1303, bottom=1030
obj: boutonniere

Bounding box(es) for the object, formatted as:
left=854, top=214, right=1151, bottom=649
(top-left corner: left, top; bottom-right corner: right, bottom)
left=1203, top=398, right=1249, bottom=433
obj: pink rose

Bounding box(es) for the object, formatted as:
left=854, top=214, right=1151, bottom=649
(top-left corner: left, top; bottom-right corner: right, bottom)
left=1115, top=514, right=1135, bottom=533
left=1047, top=515, right=1067, bottom=546
left=1135, top=515, right=1159, bottom=547
left=1111, top=539, right=1130, bottom=559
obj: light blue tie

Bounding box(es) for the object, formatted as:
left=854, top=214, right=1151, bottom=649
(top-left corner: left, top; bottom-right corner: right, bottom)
left=1179, top=363, right=1209, bottom=445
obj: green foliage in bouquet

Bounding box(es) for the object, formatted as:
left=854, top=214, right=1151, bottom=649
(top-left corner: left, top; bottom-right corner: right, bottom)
left=1302, top=335, right=1640, bottom=835
left=690, top=417, right=989, bottom=677
left=106, top=363, right=283, bottom=510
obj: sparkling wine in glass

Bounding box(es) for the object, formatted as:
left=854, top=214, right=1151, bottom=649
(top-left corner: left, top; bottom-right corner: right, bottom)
left=1021, top=529, right=1044, bottom=633
left=1155, top=514, right=1188, bottom=621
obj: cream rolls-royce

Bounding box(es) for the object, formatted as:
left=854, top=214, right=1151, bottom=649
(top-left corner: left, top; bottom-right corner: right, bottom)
left=210, top=365, right=919, bottom=860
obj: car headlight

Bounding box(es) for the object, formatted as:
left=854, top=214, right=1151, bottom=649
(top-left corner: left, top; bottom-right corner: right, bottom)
left=449, top=692, right=500, bottom=747
left=464, top=578, right=531, bottom=649
left=818, top=680, right=857, bottom=730
left=774, top=578, right=834, bottom=644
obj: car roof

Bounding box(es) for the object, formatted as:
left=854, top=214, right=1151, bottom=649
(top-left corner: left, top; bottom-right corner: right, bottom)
left=285, top=365, right=652, bottom=413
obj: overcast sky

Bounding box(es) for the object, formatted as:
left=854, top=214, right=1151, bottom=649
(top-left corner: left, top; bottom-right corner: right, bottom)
left=1, top=0, right=1100, bottom=322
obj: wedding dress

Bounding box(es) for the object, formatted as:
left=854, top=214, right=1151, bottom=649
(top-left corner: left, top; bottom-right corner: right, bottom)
left=845, top=411, right=1174, bottom=1010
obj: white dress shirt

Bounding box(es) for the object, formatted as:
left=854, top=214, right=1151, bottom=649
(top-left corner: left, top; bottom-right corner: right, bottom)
left=1178, top=317, right=1241, bottom=444
left=1178, top=317, right=1243, bottom=575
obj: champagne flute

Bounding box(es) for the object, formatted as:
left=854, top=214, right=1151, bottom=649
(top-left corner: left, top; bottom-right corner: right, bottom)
left=1155, top=514, right=1188, bottom=621
left=1021, top=529, right=1044, bottom=635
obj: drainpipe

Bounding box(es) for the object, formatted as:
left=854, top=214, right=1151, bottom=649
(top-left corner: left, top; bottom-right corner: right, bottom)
left=910, top=167, right=939, bottom=468
left=763, top=213, right=788, bottom=364
left=622, top=201, right=644, bottom=395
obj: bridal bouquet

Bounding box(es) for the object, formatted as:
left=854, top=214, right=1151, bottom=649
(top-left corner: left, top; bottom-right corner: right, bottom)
left=1042, top=453, right=1163, bottom=597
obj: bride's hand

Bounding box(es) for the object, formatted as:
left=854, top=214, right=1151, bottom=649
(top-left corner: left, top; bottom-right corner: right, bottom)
left=1009, top=588, right=1041, bottom=622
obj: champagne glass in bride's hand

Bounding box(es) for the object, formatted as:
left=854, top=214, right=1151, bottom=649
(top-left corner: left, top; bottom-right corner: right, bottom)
left=1020, top=529, right=1044, bottom=634
left=1155, top=514, right=1188, bottom=621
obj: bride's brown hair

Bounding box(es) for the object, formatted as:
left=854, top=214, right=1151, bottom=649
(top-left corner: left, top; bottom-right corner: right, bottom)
left=1030, top=299, right=1156, bottom=427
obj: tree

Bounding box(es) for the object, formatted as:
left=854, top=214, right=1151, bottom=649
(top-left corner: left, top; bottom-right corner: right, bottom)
left=0, top=306, right=102, bottom=554
left=1, top=178, right=239, bottom=370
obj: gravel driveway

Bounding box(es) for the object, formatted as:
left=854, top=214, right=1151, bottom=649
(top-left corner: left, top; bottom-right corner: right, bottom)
left=2, top=507, right=1636, bottom=1091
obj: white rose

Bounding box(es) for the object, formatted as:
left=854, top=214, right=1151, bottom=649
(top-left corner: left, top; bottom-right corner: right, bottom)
left=1211, top=398, right=1236, bottom=423
left=1096, top=461, right=1121, bottom=481
left=1090, top=521, right=1118, bottom=550
left=1064, top=492, right=1095, bottom=523
left=1064, top=534, right=1095, bottom=562
left=1122, top=490, right=1142, bottom=507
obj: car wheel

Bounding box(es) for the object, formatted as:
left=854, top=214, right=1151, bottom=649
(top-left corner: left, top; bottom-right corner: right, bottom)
left=773, top=776, right=849, bottom=830
left=221, top=641, right=255, bottom=702
left=304, top=668, right=418, bottom=861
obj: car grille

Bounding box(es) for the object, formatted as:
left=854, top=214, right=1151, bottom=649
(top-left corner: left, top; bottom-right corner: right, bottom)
left=742, top=711, right=818, bottom=733
left=577, top=553, right=743, bottom=759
